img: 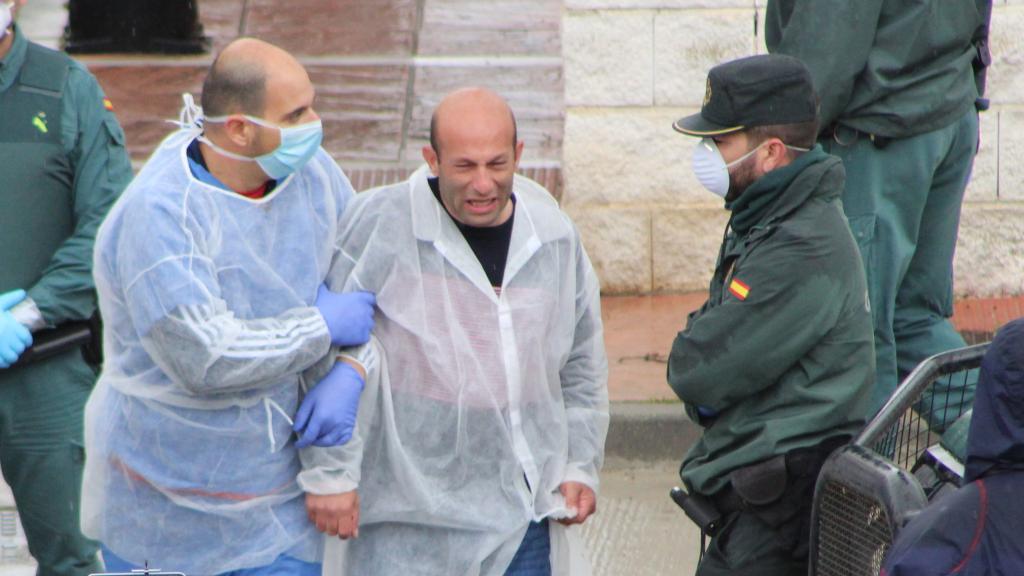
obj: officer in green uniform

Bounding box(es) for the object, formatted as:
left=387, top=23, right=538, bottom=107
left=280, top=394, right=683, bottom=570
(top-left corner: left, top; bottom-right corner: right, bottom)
left=765, top=0, right=992, bottom=416
left=0, top=2, right=133, bottom=573
left=667, top=55, right=874, bottom=576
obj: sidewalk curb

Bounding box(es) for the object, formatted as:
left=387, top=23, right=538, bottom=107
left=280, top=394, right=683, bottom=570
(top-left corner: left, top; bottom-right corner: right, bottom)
left=604, top=402, right=699, bottom=469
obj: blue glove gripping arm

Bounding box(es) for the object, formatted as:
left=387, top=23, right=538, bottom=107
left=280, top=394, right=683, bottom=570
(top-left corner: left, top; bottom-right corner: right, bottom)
left=295, top=335, right=383, bottom=449
left=293, top=361, right=364, bottom=448
left=296, top=339, right=383, bottom=496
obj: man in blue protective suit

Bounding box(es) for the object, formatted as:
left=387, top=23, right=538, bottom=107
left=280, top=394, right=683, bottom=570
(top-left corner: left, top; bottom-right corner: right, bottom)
left=881, top=318, right=1024, bottom=575
left=0, top=1, right=133, bottom=573
left=80, top=38, right=376, bottom=575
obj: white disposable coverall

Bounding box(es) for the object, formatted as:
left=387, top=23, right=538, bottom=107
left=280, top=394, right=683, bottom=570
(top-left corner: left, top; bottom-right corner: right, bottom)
left=320, top=166, right=609, bottom=575
left=81, top=125, right=359, bottom=575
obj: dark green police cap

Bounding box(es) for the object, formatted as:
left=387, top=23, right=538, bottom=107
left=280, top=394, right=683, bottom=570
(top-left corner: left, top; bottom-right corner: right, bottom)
left=673, top=54, right=818, bottom=137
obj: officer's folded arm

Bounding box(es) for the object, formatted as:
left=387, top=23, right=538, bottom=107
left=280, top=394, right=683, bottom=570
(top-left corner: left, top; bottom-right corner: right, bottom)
left=667, top=240, right=840, bottom=410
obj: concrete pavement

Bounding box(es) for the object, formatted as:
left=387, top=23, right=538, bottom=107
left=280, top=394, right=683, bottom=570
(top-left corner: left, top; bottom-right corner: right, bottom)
left=583, top=462, right=700, bottom=576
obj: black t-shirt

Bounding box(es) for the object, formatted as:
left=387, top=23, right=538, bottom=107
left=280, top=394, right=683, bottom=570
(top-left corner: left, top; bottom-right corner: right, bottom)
left=429, top=177, right=514, bottom=289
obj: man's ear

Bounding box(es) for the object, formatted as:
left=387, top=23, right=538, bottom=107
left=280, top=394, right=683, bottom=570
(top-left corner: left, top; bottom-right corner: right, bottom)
left=422, top=145, right=440, bottom=176
left=512, top=140, right=525, bottom=170
left=220, top=115, right=254, bottom=148
left=762, top=138, right=789, bottom=172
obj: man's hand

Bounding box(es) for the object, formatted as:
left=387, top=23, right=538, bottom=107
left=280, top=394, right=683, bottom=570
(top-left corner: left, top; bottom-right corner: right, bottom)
left=306, top=491, right=359, bottom=539
left=294, top=361, right=364, bottom=448
left=558, top=481, right=596, bottom=526
left=314, top=284, right=376, bottom=347
left=0, top=290, right=32, bottom=369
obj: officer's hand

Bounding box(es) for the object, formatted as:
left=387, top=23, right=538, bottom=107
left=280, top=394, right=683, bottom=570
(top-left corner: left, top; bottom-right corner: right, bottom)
left=293, top=361, right=364, bottom=448
left=315, top=285, right=376, bottom=347
left=0, top=290, right=32, bottom=369
left=306, top=490, right=359, bottom=539
left=558, top=481, right=597, bottom=526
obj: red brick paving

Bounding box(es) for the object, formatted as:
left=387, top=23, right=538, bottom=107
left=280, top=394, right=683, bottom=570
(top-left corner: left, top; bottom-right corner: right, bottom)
left=80, top=0, right=564, bottom=168
left=952, top=296, right=1024, bottom=332
left=603, top=293, right=1024, bottom=402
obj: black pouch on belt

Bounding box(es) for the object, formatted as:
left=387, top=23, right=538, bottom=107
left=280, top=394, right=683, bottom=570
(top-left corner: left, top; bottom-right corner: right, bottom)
left=730, top=455, right=787, bottom=506
left=729, top=454, right=792, bottom=527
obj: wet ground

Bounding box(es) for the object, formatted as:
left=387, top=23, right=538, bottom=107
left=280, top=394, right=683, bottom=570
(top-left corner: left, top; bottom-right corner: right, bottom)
left=0, top=461, right=697, bottom=576
left=583, top=462, right=699, bottom=576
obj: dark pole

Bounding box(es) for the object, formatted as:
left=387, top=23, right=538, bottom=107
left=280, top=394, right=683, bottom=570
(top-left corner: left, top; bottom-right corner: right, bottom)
left=65, top=0, right=209, bottom=54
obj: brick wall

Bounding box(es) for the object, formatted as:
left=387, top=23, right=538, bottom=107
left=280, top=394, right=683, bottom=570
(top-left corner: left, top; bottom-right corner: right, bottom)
left=562, top=0, right=1024, bottom=297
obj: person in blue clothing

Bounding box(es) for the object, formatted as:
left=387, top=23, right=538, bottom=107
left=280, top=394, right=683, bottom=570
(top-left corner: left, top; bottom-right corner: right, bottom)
left=881, top=318, right=1024, bottom=575
left=81, top=38, right=377, bottom=575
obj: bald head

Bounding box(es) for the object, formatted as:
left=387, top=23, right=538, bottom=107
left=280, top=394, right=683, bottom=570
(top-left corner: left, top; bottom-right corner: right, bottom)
left=429, top=88, right=518, bottom=158
left=201, top=38, right=306, bottom=119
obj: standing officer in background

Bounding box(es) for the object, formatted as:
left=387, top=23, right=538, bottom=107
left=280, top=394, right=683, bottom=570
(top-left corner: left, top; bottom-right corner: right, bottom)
left=0, top=0, right=133, bottom=574
left=766, top=0, right=992, bottom=416
left=668, top=55, right=874, bottom=576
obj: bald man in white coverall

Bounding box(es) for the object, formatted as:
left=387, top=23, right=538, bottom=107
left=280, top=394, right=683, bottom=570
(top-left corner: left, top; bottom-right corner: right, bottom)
left=319, top=88, right=609, bottom=576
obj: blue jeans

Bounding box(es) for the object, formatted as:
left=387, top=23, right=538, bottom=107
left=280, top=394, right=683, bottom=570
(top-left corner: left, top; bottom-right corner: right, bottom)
left=504, top=520, right=551, bottom=576
left=101, top=546, right=321, bottom=576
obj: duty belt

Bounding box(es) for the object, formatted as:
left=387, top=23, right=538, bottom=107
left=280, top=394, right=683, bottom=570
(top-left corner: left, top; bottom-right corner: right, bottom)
left=826, top=124, right=893, bottom=149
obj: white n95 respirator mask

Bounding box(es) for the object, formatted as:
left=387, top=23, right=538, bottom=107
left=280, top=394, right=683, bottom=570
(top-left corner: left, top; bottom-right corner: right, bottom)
left=0, top=2, right=14, bottom=40
left=691, top=137, right=762, bottom=199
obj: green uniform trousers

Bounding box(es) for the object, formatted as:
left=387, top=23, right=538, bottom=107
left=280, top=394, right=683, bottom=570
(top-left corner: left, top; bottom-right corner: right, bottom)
left=693, top=442, right=833, bottom=576
left=824, top=110, right=979, bottom=418
left=0, top=350, right=101, bottom=576
left=696, top=508, right=809, bottom=576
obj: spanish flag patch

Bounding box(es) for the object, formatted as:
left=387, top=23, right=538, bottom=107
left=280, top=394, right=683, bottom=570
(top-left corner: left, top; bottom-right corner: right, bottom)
left=729, top=278, right=750, bottom=301
left=103, top=98, right=114, bottom=111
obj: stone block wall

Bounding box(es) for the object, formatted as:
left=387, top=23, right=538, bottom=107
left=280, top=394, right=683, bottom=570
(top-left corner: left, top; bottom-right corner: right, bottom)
left=563, top=1, right=1024, bottom=297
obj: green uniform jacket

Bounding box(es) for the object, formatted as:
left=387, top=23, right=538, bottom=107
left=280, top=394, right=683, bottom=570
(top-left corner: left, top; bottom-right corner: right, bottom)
left=668, top=147, right=874, bottom=495
left=765, top=0, right=990, bottom=139
left=0, top=25, right=132, bottom=380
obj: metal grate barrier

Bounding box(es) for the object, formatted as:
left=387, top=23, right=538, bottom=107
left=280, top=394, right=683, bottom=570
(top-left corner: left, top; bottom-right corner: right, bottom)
left=809, top=344, right=988, bottom=576
left=815, top=480, right=892, bottom=576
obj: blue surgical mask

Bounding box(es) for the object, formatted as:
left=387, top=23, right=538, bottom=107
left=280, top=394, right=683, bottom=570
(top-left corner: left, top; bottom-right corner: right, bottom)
left=201, top=114, right=323, bottom=180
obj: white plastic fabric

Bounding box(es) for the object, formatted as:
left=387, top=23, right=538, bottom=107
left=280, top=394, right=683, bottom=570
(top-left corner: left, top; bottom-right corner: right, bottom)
left=81, top=113, right=359, bottom=575
left=319, top=165, right=609, bottom=575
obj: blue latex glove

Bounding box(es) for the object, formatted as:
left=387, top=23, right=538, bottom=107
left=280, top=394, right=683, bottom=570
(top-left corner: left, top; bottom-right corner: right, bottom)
left=293, top=362, right=365, bottom=448
left=0, top=290, right=32, bottom=369
left=315, top=285, right=376, bottom=347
